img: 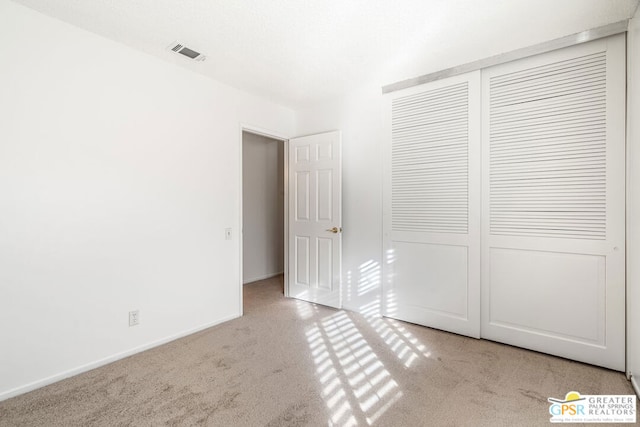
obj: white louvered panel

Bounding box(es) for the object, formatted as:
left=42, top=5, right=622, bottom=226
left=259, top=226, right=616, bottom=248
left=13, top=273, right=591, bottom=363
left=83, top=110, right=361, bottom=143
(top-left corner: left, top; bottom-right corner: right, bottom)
left=489, top=51, right=607, bottom=240
left=391, top=82, right=469, bottom=233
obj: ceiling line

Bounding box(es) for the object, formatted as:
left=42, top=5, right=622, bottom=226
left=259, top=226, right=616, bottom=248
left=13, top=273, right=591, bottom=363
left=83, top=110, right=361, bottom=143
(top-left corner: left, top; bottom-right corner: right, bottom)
left=382, top=19, right=629, bottom=94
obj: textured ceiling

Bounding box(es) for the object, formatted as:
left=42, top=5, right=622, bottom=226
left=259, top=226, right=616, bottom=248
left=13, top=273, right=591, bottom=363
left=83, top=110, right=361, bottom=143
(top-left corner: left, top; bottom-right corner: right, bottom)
left=10, top=0, right=640, bottom=108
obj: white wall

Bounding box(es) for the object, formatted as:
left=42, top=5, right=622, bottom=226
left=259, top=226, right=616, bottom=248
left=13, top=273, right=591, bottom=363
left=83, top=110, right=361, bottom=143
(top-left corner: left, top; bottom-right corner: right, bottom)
left=242, top=132, right=284, bottom=283
left=0, top=0, right=294, bottom=400
left=627, top=5, right=640, bottom=395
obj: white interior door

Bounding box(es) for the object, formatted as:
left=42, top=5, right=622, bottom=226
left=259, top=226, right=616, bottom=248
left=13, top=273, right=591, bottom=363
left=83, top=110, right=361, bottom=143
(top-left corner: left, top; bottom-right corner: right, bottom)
left=288, top=131, right=342, bottom=308
left=383, top=72, right=481, bottom=338
left=481, top=35, right=626, bottom=370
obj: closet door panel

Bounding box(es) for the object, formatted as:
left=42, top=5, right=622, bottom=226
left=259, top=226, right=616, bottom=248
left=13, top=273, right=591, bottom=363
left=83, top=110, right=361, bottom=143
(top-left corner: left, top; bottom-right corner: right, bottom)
left=383, top=72, right=481, bottom=338
left=481, top=35, right=626, bottom=370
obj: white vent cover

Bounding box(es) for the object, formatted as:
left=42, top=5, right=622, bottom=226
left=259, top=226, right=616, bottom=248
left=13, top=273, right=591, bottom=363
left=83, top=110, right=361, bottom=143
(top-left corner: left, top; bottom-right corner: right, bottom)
left=167, top=42, right=207, bottom=62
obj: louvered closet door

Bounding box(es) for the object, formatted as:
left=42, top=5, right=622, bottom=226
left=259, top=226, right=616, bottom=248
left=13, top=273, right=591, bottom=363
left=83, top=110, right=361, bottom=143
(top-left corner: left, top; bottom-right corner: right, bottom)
left=481, top=35, right=625, bottom=370
left=383, top=71, right=481, bottom=338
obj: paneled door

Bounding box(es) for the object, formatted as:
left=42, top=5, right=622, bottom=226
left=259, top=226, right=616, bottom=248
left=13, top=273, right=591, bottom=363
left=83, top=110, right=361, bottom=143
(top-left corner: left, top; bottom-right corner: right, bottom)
left=288, top=131, right=342, bottom=308
left=383, top=72, right=481, bottom=338
left=481, top=35, right=626, bottom=370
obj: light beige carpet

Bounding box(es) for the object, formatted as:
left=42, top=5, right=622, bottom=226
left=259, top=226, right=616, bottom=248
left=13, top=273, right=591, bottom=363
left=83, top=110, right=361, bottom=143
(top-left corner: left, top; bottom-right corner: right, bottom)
left=0, top=275, right=635, bottom=426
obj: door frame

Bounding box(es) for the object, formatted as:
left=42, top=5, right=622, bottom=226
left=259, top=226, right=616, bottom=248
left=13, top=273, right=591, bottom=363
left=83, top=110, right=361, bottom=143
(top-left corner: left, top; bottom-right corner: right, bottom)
left=239, top=124, right=290, bottom=316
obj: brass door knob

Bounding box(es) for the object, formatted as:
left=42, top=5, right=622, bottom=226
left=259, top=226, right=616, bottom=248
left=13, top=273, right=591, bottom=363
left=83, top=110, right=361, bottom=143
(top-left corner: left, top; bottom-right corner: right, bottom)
left=325, top=227, right=342, bottom=234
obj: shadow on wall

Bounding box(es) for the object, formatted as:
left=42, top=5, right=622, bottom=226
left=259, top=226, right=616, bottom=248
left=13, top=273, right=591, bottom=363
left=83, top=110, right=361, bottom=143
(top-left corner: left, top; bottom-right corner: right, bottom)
left=343, top=249, right=398, bottom=318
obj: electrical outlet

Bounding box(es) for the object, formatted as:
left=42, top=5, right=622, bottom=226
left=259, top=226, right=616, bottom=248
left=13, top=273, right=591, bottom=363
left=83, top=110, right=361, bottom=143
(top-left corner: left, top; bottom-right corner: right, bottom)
left=225, top=228, right=232, bottom=240
left=129, top=310, right=140, bottom=327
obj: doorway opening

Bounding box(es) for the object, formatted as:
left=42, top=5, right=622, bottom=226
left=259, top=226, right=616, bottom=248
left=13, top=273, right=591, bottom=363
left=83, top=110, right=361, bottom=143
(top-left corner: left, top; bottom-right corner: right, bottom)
left=241, top=130, right=286, bottom=310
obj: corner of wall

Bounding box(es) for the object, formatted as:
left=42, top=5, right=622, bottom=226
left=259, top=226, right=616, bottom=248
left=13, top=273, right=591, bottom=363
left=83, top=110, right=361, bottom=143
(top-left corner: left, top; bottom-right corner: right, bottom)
left=626, top=6, right=640, bottom=389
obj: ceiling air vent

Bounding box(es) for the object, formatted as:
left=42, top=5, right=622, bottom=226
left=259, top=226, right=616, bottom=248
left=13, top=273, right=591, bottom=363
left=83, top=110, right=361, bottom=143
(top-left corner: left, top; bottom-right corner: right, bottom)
left=167, top=42, right=206, bottom=62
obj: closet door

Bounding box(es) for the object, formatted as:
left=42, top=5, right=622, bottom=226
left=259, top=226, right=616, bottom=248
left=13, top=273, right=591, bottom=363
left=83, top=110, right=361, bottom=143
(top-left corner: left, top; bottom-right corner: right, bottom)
left=481, top=35, right=625, bottom=369
left=383, top=72, right=481, bottom=338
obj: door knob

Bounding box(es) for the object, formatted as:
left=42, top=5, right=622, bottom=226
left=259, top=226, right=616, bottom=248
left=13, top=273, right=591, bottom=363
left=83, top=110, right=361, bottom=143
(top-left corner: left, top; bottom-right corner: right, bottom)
left=326, top=227, right=342, bottom=234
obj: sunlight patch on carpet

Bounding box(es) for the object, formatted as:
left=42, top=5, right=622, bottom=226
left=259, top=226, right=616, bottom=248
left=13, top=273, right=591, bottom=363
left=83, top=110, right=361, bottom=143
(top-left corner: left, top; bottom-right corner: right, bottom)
left=306, top=311, right=403, bottom=426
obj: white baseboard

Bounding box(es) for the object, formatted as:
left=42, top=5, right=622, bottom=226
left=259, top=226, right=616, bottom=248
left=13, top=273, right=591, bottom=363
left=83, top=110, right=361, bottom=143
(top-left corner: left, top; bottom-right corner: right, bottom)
left=632, top=375, right=640, bottom=399
left=243, top=271, right=284, bottom=284
left=0, top=313, right=239, bottom=402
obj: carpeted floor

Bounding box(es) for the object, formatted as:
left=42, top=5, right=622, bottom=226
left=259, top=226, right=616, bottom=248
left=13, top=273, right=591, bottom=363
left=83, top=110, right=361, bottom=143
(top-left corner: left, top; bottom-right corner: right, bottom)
left=0, top=275, right=635, bottom=426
